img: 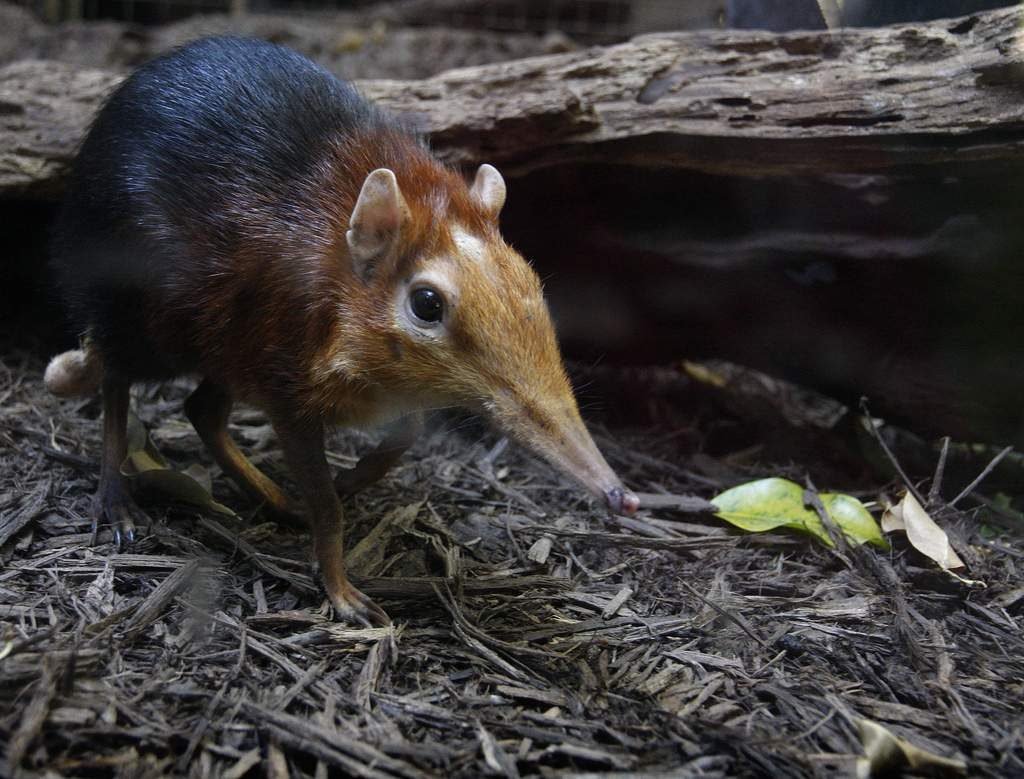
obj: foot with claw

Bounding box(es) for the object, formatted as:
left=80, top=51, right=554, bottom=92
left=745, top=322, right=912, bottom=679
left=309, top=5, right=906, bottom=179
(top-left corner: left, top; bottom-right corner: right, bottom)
left=327, top=582, right=391, bottom=627
left=92, top=481, right=144, bottom=549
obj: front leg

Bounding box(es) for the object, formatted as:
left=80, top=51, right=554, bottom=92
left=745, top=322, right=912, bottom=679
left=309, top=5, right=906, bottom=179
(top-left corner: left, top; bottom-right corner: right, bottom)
left=271, top=413, right=389, bottom=626
left=94, top=375, right=143, bottom=548
left=335, top=412, right=423, bottom=496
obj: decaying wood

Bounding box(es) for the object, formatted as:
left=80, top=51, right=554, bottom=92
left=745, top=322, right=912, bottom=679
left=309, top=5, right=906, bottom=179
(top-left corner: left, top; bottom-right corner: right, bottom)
left=0, top=1, right=573, bottom=79
left=3, top=7, right=1024, bottom=197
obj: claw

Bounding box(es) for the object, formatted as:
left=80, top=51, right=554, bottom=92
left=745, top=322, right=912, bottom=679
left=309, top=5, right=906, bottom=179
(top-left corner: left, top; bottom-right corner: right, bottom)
left=328, top=584, right=391, bottom=627
left=92, top=481, right=143, bottom=549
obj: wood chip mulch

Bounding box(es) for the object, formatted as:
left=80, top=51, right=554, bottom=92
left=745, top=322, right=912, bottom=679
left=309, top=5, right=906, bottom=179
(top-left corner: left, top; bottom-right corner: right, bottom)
left=1, top=348, right=1022, bottom=778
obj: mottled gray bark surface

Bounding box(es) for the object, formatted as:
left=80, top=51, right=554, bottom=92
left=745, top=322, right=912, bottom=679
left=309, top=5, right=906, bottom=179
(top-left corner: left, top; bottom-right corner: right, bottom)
left=3, top=7, right=1024, bottom=197
left=3, top=6, right=1023, bottom=445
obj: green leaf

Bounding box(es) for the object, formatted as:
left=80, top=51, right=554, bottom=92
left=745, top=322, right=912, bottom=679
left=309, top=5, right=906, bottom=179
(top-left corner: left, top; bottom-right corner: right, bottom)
left=820, top=492, right=889, bottom=550
left=121, top=412, right=236, bottom=517
left=710, top=477, right=888, bottom=549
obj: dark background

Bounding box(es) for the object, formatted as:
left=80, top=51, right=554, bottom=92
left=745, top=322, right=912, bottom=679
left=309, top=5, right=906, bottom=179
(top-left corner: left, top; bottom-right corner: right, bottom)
left=3, top=0, right=1023, bottom=453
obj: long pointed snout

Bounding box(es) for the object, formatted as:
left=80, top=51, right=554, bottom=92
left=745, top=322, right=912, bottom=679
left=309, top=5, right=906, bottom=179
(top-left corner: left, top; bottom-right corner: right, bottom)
left=490, top=392, right=640, bottom=516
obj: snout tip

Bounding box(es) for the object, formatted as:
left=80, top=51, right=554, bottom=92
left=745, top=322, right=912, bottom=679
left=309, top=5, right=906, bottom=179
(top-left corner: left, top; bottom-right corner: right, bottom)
left=605, top=486, right=640, bottom=516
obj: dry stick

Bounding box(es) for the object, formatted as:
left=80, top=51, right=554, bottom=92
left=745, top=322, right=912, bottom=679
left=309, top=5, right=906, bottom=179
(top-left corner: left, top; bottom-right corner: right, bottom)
left=929, top=436, right=951, bottom=505
left=803, top=480, right=843, bottom=550
left=4, top=655, right=59, bottom=773
left=233, top=622, right=248, bottom=676
left=198, top=517, right=317, bottom=592
left=0, top=476, right=50, bottom=547
left=265, top=741, right=289, bottom=779
left=172, top=612, right=260, bottom=765
left=355, top=634, right=394, bottom=710
left=0, top=622, right=60, bottom=660
left=858, top=398, right=928, bottom=506
left=678, top=580, right=769, bottom=650
left=549, top=530, right=731, bottom=552
left=201, top=519, right=567, bottom=600
left=39, top=445, right=97, bottom=473
left=432, top=583, right=538, bottom=681
left=976, top=538, right=1024, bottom=560
left=121, top=559, right=200, bottom=640
left=803, top=479, right=854, bottom=572
left=177, top=678, right=232, bottom=772
left=314, top=695, right=337, bottom=779
left=356, top=574, right=569, bottom=600
left=477, top=721, right=521, bottom=779
left=240, top=702, right=424, bottom=779
left=471, top=464, right=547, bottom=518
left=963, top=492, right=1024, bottom=530
left=275, top=659, right=329, bottom=710
left=631, top=493, right=717, bottom=513
left=949, top=445, right=1014, bottom=509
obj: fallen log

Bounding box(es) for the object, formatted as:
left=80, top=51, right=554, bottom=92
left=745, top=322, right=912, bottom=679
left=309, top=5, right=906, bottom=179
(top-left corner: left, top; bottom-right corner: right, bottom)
left=3, top=7, right=1024, bottom=197
left=3, top=8, right=1024, bottom=451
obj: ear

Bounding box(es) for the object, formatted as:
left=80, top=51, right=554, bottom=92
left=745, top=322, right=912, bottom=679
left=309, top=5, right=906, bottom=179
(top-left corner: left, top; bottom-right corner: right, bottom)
left=470, top=163, right=506, bottom=220
left=347, top=168, right=408, bottom=281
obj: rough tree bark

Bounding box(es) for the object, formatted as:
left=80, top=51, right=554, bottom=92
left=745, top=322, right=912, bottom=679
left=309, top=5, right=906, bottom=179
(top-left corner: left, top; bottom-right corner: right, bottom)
left=2, top=6, right=1024, bottom=197
left=3, top=7, right=1024, bottom=450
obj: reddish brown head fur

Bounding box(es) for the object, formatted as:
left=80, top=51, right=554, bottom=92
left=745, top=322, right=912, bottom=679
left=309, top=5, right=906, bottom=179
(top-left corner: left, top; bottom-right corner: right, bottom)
left=309, top=129, right=638, bottom=515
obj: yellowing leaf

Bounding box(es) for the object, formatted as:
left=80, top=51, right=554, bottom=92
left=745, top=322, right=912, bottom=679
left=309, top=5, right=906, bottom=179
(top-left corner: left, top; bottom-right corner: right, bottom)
left=121, top=413, right=236, bottom=517
left=681, top=360, right=728, bottom=388
left=710, top=478, right=888, bottom=549
left=856, top=718, right=966, bottom=778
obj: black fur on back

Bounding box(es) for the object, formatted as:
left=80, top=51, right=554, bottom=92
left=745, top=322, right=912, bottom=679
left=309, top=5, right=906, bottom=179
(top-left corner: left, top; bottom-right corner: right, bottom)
left=51, top=36, right=390, bottom=379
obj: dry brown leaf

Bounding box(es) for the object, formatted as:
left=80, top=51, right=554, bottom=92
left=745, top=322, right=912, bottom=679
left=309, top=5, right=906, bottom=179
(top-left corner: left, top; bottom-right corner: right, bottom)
left=881, top=492, right=983, bottom=586
left=344, top=502, right=422, bottom=577
left=121, top=412, right=236, bottom=517
left=856, top=718, right=966, bottom=778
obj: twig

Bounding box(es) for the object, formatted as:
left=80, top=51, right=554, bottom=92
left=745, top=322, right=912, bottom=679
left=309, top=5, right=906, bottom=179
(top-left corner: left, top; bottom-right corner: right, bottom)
left=177, top=679, right=231, bottom=772
left=858, top=399, right=927, bottom=506
left=929, top=436, right=951, bottom=505
left=39, top=445, right=97, bottom=473
left=0, top=477, right=50, bottom=547
left=198, top=517, right=317, bottom=592
left=949, top=446, right=1014, bottom=509
left=240, top=702, right=425, bottom=779
left=433, top=583, right=541, bottom=680
left=121, top=559, right=201, bottom=640
left=679, top=580, right=768, bottom=649
left=355, top=574, right=570, bottom=600
left=4, top=655, right=59, bottom=773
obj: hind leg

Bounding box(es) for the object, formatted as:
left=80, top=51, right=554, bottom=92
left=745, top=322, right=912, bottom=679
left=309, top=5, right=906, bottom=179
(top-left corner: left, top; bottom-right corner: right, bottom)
left=94, top=376, right=141, bottom=547
left=185, top=378, right=300, bottom=521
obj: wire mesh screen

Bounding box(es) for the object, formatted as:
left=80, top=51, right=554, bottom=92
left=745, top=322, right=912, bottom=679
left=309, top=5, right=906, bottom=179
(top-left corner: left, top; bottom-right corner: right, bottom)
left=13, top=0, right=231, bottom=23
left=420, top=0, right=635, bottom=39
left=10, top=0, right=722, bottom=40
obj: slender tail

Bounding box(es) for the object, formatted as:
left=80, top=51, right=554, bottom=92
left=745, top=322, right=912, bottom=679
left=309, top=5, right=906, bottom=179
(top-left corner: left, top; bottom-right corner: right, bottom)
left=44, top=341, right=103, bottom=397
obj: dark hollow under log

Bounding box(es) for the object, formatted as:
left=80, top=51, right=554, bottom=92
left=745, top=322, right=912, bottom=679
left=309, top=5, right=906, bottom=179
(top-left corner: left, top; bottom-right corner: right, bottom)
left=2, top=7, right=1023, bottom=452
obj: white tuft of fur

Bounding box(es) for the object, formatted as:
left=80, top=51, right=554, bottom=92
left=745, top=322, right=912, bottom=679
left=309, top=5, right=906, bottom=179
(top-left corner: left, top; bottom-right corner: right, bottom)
left=44, top=347, right=103, bottom=397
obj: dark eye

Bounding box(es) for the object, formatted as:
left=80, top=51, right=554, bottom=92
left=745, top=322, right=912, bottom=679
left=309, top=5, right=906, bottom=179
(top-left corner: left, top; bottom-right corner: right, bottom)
left=410, top=287, right=444, bottom=323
